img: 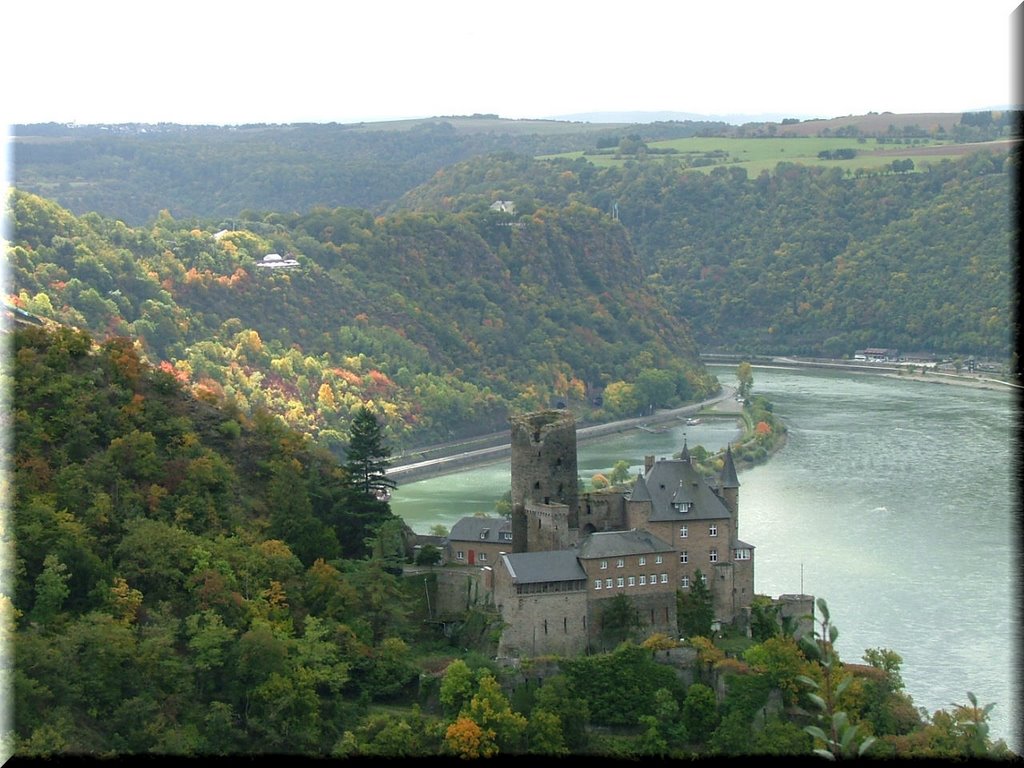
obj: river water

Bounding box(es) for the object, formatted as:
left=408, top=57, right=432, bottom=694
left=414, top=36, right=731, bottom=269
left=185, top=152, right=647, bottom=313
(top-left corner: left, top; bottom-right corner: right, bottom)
left=389, top=366, right=1020, bottom=751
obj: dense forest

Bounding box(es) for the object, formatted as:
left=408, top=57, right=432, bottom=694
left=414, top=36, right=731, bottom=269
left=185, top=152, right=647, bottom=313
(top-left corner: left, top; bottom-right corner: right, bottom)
left=7, top=189, right=717, bottom=453
left=6, top=324, right=1011, bottom=758
left=11, top=118, right=725, bottom=225
left=398, top=148, right=1016, bottom=358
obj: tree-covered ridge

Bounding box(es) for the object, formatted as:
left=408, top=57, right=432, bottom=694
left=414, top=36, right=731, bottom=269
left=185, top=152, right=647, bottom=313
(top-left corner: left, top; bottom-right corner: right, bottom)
left=12, top=119, right=718, bottom=226
left=7, top=190, right=716, bottom=452
left=398, top=149, right=1017, bottom=359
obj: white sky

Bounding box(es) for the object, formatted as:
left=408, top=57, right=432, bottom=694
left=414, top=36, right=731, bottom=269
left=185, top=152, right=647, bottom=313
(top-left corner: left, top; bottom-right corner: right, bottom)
left=3, top=0, right=1021, bottom=127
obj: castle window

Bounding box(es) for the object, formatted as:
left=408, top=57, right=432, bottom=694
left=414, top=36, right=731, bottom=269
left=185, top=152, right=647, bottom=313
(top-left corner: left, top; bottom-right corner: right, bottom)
left=735, top=548, right=750, bottom=560
left=709, top=524, right=718, bottom=537
left=478, top=552, right=487, bottom=562
left=681, top=575, right=690, bottom=589
left=660, top=573, right=668, bottom=584
left=480, top=529, right=489, bottom=539
left=605, top=578, right=613, bottom=589
left=501, top=532, right=512, bottom=541
left=639, top=574, right=647, bottom=586
left=616, top=577, right=624, bottom=588
left=700, top=573, right=708, bottom=585
left=680, top=525, right=688, bottom=538
left=680, top=551, right=688, bottom=564
left=600, top=560, right=608, bottom=570
left=638, top=555, right=646, bottom=566
left=594, top=580, right=602, bottom=590
left=534, top=481, right=540, bottom=490
left=616, top=558, right=624, bottom=568
left=456, top=550, right=465, bottom=561
left=628, top=576, right=636, bottom=587
left=655, top=555, right=663, bottom=564
left=709, top=549, right=718, bottom=563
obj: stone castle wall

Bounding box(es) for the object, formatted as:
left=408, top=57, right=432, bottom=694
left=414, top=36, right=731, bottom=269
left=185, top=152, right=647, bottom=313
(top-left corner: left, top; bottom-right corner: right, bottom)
left=510, top=410, right=579, bottom=552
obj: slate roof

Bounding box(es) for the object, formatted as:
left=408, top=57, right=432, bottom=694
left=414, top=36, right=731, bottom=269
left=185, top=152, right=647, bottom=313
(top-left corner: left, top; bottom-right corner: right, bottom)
left=577, top=529, right=675, bottom=559
left=719, top=446, right=740, bottom=489
left=501, top=550, right=587, bottom=584
left=448, top=516, right=512, bottom=544
left=632, top=458, right=732, bottom=521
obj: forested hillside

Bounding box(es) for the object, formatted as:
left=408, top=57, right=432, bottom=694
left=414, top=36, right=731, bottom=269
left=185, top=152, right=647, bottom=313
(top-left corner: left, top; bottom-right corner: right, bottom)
left=398, top=149, right=1016, bottom=358
left=8, top=323, right=436, bottom=753
left=7, top=190, right=716, bottom=453
left=10, top=119, right=719, bottom=225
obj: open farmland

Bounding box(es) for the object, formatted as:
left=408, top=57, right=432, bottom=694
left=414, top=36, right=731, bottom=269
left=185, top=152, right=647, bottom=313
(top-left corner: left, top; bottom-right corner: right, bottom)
left=545, top=135, right=1016, bottom=175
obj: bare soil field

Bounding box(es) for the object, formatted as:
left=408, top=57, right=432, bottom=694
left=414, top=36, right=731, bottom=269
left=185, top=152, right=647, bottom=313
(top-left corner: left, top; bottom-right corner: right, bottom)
left=778, top=112, right=966, bottom=136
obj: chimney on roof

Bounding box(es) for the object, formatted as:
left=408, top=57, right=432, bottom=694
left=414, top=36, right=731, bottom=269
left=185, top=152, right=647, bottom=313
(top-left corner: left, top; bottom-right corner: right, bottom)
left=644, top=455, right=654, bottom=473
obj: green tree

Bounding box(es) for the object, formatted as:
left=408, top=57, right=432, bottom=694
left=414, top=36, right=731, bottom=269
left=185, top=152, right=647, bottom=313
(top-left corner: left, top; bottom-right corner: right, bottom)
left=635, top=368, right=676, bottom=412
left=682, top=682, right=720, bottom=744
left=749, top=594, right=780, bottom=642
left=525, top=708, right=567, bottom=755
left=532, top=673, right=589, bottom=750
left=439, top=658, right=477, bottom=717
left=797, top=597, right=877, bottom=759
left=736, top=361, right=754, bottom=400
left=343, top=406, right=397, bottom=498
left=608, top=460, right=632, bottom=486
left=599, top=593, right=643, bottom=648
left=463, top=673, right=528, bottom=753
left=742, top=635, right=809, bottom=706
left=678, top=569, right=714, bottom=638
left=414, top=544, right=442, bottom=566
left=31, top=554, right=71, bottom=625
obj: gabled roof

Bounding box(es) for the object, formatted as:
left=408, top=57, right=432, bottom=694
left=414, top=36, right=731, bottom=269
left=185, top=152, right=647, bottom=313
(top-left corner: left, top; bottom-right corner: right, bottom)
left=634, top=458, right=732, bottom=521
left=448, top=516, right=512, bottom=544
left=501, top=550, right=587, bottom=584
left=577, top=529, right=674, bottom=559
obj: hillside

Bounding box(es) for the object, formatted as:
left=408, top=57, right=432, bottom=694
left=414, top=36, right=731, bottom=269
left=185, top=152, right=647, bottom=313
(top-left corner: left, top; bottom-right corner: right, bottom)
left=9, top=119, right=715, bottom=225
left=7, top=190, right=716, bottom=453
left=396, top=148, right=1016, bottom=360
left=12, top=111, right=1013, bottom=225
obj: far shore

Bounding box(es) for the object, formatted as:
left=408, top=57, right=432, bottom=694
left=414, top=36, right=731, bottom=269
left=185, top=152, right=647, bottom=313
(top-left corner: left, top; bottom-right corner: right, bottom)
left=706, top=356, right=1021, bottom=393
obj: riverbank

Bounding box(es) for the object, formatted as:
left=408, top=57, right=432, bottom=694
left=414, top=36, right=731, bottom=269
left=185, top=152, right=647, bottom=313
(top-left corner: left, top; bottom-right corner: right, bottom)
left=704, top=354, right=1020, bottom=392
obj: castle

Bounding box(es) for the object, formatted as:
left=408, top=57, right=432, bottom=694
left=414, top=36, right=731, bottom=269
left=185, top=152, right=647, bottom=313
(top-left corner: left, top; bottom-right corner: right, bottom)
left=435, top=409, right=756, bottom=658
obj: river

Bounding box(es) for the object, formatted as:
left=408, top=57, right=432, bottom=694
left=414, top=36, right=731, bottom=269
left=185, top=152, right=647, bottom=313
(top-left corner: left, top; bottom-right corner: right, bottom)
left=389, top=365, right=1020, bottom=752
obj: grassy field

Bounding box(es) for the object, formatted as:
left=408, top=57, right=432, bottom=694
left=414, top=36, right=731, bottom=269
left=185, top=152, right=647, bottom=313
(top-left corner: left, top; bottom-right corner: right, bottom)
left=543, top=136, right=1014, bottom=175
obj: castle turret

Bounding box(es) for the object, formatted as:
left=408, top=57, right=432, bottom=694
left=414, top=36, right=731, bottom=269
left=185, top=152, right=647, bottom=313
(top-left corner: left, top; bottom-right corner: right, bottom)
left=509, top=410, right=579, bottom=552
left=718, top=446, right=740, bottom=519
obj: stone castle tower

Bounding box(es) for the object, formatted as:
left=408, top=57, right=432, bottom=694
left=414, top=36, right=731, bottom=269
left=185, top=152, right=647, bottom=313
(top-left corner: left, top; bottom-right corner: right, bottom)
left=509, top=410, right=579, bottom=553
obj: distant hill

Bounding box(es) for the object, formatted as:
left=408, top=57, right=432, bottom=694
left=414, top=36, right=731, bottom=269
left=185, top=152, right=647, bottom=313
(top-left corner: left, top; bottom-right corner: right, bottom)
left=551, top=110, right=814, bottom=124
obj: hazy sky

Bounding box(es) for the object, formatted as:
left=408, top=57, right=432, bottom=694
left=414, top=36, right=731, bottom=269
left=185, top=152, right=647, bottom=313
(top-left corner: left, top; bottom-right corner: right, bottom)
left=3, top=1, right=1020, bottom=127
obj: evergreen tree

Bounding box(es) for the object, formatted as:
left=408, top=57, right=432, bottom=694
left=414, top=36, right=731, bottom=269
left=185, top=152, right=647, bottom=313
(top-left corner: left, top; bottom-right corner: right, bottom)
left=678, top=570, right=714, bottom=638
left=343, top=407, right=397, bottom=498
